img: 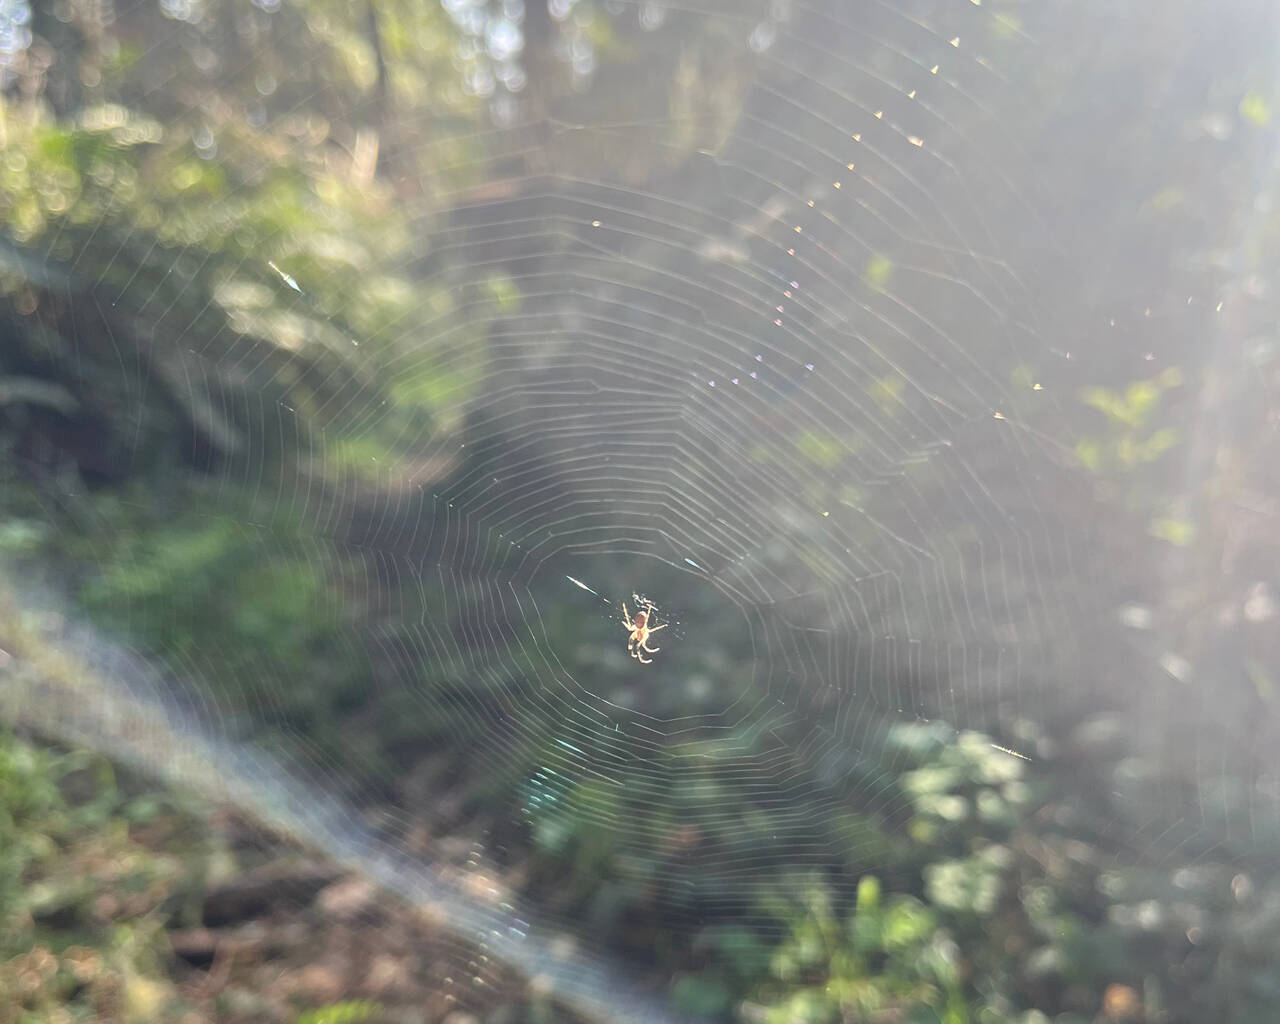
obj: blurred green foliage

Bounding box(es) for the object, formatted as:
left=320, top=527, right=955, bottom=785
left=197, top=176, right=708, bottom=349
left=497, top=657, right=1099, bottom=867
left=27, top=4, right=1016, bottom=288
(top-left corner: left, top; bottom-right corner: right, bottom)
left=65, top=493, right=393, bottom=779
left=0, top=729, right=209, bottom=1022
left=681, top=722, right=1280, bottom=1023
left=295, top=1002, right=382, bottom=1024
left=752, top=874, right=973, bottom=1024
left=3, top=0, right=1280, bottom=1022
left=1075, top=368, right=1193, bottom=544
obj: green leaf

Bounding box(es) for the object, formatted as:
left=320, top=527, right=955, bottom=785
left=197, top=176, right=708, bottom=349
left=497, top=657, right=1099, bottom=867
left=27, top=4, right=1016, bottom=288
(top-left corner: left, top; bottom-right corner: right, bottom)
left=797, top=432, right=845, bottom=469
left=670, top=974, right=732, bottom=1016
left=1241, top=90, right=1272, bottom=126
left=1149, top=516, right=1194, bottom=546
left=865, top=254, right=894, bottom=289
left=295, top=1001, right=382, bottom=1024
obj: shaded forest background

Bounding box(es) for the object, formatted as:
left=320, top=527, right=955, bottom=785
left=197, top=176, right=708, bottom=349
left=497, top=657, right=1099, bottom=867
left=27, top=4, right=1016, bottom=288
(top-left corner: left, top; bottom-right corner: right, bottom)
left=2, top=0, right=1280, bottom=1022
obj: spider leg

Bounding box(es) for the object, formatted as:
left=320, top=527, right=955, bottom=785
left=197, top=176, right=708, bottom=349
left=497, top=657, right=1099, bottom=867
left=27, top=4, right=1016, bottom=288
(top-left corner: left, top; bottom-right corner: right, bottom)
left=640, top=640, right=661, bottom=654
left=636, top=651, right=652, bottom=665
left=647, top=623, right=668, bottom=633
left=621, top=603, right=635, bottom=631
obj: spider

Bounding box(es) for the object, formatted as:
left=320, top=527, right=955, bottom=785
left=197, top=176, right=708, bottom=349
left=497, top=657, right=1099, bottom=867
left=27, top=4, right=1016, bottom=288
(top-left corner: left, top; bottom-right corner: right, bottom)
left=621, top=600, right=667, bottom=664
